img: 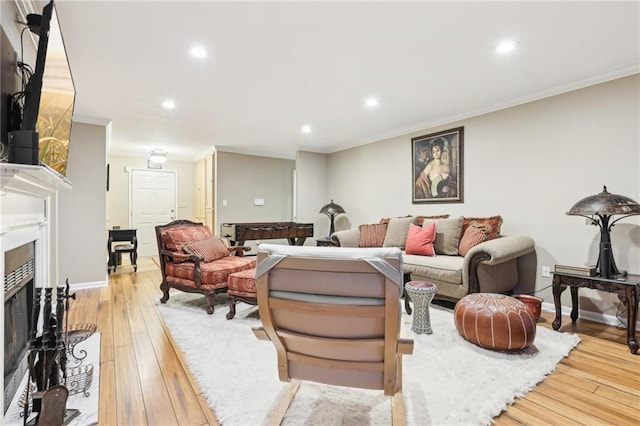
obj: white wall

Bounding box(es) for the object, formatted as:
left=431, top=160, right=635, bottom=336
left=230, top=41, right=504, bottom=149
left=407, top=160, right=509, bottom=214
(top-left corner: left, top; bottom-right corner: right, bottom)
left=327, top=75, right=640, bottom=316
left=106, top=155, right=195, bottom=229
left=58, top=121, right=107, bottom=287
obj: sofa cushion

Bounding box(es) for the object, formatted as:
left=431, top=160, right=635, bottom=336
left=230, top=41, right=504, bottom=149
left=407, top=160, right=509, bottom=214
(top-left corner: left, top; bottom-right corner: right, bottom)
left=183, top=237, right=230, bottom=262
left=359, top=223, right=388, bottom=247
left=405, top=223, right=436, bottom=256
left=422, top=216, right=463, bottom=255
left=382, top=216, right=414, bottom=249
left=162, top=225, right=213, bottom=252
left=462, top=216, right=503, bottom=240
left=458, top=223, right=490, bottom=256
left=413, top=214, right=450, bottom=226
left=403, top=254, right=463, bottom=285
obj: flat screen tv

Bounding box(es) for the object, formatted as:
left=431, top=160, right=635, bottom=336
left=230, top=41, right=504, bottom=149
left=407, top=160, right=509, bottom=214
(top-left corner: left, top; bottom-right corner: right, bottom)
left=21, top=0, right=75, bottom=177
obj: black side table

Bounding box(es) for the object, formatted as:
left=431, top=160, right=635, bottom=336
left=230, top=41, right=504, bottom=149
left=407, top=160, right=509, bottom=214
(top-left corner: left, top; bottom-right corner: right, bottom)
left=552, top=271, right=639, bottom=354
left=315, top=237, right=338, bottom=247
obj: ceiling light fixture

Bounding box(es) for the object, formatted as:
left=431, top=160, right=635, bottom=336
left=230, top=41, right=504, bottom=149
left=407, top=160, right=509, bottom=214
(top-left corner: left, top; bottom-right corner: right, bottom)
left=301, top=125, right=312, bottom=134
left=496, top=39, right=518, bottom=54
left=162, top=99, right=176, bottom=109
left=189, top=45, right=207, bottom=59
left=365, top=97, right=380, bottom=108
left=149, top=148, right=168, bottom=163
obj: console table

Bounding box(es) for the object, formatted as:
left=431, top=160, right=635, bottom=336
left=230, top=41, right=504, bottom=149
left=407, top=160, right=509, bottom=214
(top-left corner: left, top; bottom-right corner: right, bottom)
left=552, top=271, right=639, bottom=354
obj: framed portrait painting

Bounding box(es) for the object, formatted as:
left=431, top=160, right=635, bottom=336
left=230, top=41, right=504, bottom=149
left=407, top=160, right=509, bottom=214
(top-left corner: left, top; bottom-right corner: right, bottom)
left=412, top=126, right=464, bottom=204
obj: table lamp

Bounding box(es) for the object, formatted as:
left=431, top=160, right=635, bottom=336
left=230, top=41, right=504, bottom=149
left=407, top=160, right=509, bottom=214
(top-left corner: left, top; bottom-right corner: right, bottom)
left=319, top=200, right=346, bottom=236
left=566, top=186, right=640, bottom=278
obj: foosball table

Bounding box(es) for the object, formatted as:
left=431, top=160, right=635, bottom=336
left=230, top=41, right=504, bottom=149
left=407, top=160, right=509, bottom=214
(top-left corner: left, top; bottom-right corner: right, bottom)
left=221, top=222, right=314, bottom=246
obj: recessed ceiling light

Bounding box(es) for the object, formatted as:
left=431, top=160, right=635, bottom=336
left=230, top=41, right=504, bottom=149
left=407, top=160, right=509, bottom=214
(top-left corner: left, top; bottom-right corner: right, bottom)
left=365, top=97, right=380, bottom=108
left=189, top=45, right=207, bottom=59
left=496, top=39, right=518, bottom=54
left=301, top=125, right=312, bottom=134
left=162, top=99, right=176, bottom=109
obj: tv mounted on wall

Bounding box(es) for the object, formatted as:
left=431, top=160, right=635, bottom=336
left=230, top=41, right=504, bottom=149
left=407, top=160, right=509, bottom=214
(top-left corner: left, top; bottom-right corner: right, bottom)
left=17, top=0, right=75, bottom=177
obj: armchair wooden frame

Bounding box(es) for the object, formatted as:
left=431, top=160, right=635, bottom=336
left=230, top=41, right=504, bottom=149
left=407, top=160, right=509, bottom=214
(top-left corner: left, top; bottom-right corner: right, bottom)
left=252, top=244, right=414, bottom=425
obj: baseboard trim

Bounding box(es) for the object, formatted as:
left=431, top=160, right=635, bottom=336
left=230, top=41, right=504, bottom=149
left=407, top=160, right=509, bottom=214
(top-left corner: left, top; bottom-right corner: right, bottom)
left=541, top=301, right=639, bottom=329
left=70, top=280, right=107, bottom=290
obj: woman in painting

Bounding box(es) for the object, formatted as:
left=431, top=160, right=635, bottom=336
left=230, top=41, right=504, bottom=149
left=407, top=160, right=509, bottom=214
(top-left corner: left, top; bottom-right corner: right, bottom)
left=415, top=138, right=457, bottom=199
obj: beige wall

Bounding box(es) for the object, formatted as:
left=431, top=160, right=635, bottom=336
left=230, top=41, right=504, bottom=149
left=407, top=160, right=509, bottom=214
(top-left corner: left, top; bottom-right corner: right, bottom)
left=327, top=75, right=640, bottom=319
left=295, top=151, right=331, bottom=241
left=58, top=121, right=108, bottom=287
left=216, top=151, right=295, bottom=251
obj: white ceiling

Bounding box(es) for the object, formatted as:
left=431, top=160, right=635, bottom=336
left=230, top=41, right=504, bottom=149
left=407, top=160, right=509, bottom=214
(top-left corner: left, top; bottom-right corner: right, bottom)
left=39, top=1, right=640, bottom=161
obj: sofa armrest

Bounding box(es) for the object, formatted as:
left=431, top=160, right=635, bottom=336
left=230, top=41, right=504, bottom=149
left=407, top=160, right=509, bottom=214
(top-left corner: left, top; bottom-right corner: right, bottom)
left=465, top=235, right=535, bottom=264
left=463, top=235, right=535, bottom=293
left=331, top=228, right=361, bottom=247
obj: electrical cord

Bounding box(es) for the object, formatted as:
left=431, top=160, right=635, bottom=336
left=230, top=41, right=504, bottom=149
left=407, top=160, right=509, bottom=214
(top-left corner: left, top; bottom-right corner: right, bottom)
left=515, top=284, right=553, bottom=300
left=615, top=298, right=627, bottom=330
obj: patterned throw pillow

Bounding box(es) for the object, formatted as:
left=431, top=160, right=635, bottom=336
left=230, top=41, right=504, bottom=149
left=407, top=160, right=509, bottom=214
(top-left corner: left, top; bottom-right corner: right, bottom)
left=462, top=216, right=503, bottom=240
left=413, top=214, right=450, bottom=226
left=379, top=215, right=413, bottom=225
left=359, top=223, right=388, bottom=247
left=183, top=237, right=230, bottom=262
left=162, top=225, right=213, bottom=251
left=458, top=223, right=491, bottom=256
left=405, top=222, right=436, bottom=256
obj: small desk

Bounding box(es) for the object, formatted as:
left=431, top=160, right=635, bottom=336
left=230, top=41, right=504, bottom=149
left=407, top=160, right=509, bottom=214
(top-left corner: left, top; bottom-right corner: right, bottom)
left=107, top=229, right=138, bottom=273
left=552, top=271, right=639, bottom=354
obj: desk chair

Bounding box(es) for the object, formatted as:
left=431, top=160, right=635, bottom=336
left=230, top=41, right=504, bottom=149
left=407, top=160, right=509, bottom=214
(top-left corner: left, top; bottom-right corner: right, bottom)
left=108, top=229, right=138, bottom=274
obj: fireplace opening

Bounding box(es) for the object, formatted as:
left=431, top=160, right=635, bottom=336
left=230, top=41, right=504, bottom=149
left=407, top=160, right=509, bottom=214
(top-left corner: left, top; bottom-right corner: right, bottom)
left=4, top=242, right=35, bottom=413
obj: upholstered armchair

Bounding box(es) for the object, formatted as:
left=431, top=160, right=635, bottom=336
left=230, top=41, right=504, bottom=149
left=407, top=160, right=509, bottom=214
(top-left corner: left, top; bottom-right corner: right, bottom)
left=155, top=220, right=256, bottom=314
left=252, top=244, right=414, bottom=423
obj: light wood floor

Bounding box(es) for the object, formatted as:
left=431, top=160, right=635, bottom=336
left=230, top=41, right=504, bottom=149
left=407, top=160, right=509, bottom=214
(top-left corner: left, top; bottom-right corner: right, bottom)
left=72, top=259, right=639, bottom=425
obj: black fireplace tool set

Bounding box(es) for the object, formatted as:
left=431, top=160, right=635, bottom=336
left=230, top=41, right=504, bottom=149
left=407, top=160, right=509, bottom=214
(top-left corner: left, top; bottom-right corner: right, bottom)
left=19, top=279, right=96, bottom=426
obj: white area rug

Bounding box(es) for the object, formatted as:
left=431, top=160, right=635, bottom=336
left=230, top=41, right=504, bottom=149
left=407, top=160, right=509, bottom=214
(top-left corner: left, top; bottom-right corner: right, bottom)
left=4, top=334, right=101, bottom=426
left=157, top=293, right=580, bottom=426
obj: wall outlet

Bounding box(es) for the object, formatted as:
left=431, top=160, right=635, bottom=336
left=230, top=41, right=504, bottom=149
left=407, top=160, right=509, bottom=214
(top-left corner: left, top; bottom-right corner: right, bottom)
left=542, top=266, right=551, bottom=278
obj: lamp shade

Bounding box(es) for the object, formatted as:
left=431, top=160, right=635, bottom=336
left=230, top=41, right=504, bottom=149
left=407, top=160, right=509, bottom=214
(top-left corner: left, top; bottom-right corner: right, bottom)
left=319, top=200, right=346, bottom=217
left=567, top=186, right=640, bottom=217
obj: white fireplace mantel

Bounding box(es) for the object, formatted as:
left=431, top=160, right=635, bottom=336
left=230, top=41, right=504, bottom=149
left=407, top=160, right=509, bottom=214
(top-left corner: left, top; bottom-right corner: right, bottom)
left=1, top=163, right=72, bottom=198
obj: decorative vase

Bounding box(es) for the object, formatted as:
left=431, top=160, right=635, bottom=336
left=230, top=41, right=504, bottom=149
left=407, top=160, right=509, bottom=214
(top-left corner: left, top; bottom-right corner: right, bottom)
left=513, top=295, right=543, bottom=321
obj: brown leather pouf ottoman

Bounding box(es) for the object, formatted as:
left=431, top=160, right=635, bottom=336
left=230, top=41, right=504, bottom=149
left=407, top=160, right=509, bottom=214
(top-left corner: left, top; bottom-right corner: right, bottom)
left=454, top=293, right=537, bottom=350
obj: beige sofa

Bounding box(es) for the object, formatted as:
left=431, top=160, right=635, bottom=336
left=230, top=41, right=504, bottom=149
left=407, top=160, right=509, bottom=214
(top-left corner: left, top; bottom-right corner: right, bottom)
left=330, top=215, right=535, bottom=303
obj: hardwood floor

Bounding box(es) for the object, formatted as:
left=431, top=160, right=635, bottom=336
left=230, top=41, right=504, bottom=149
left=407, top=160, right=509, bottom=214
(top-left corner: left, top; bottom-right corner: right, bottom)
left=71, top=259, right=639, bottom=425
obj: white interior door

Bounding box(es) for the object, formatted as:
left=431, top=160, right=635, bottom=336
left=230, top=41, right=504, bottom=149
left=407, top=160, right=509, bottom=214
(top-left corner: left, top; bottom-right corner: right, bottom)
left=130, top=169, right=177, bottom=256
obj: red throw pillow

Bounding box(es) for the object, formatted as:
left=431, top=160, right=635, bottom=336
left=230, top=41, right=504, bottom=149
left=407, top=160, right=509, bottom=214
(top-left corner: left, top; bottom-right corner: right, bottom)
left=458, top=224, right=490, bottom=256
left=183, top=237, right=230, bottom=262
left=359, top=223, right=388, bottom=247
left=405, top=222, right=436, bottom=256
